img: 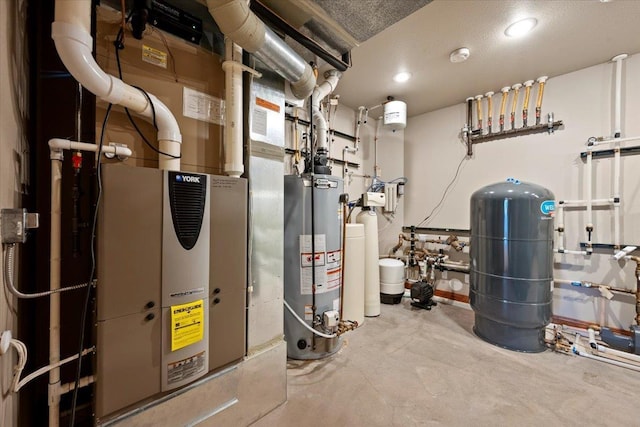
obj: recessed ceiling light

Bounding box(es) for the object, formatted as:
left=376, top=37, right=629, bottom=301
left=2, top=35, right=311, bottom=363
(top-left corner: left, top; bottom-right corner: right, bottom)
left=393, top=72, right=412, bottom=83
left=504, top=18, right=538, bottom=37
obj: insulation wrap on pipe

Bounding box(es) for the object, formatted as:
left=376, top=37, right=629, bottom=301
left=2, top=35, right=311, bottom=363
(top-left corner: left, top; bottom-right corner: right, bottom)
left=206, top=0, right=316, bottom=99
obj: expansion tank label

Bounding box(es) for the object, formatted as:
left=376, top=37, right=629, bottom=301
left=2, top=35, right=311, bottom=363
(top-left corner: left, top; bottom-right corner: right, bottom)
left=540, top=200, right=556, bottom=216
left=170, top=300, right=204, bottom=351
left=141, top=44, right=167, bottom=69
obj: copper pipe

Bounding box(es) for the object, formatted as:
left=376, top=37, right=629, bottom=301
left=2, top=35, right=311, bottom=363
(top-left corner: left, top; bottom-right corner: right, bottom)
left=630, top=256, right=640, bottom=326
left=339, top=202, right=347, bottom=317
left=389, top=233, right=405, bottom=256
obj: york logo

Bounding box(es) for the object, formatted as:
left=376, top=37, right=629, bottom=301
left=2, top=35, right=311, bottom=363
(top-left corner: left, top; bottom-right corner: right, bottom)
left=540, top=200, right=555, bottom=215
left=176, top=174, right=201, bottom=183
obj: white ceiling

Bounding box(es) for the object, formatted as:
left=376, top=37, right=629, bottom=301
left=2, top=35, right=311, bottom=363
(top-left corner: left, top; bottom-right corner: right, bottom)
left=332, top=0, right=640, bottom=117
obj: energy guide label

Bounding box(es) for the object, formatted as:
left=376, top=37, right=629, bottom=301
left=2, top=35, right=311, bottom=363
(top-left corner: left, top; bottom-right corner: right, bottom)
left=170, top=300, right=204, bottom=351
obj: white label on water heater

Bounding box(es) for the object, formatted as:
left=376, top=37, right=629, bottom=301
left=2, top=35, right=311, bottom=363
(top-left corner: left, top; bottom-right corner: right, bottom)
left=300, top=234, right=330, bottom=295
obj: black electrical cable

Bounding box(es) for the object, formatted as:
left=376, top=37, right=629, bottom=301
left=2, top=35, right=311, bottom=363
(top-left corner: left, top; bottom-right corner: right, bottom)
left=69, top=103, right=113, bottom=427
left=416, top=153, right=468, bottom=228
left=113, top=28, right=180, bottom=159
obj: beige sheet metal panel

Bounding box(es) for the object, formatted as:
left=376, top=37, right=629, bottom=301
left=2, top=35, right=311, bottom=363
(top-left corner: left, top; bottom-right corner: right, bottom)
left=97, top=164, right=163, bottom=417
left=97, top=164, right=162, bottom=320
left=96, top=309, right=161, bottom=418
left=95, top=9, right=225, bottom=173
left=97, top=341, right=287, bottom=427
left=209, top=177, right=248, bottom=370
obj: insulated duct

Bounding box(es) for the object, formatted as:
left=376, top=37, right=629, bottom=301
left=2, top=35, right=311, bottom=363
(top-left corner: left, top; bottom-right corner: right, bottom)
left=52, top=0, right=182, bottom=170
left=206, top=0, right=316, bottom=100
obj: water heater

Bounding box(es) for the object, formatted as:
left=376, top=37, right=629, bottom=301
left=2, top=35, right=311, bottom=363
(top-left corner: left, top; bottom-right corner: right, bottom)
left=283, top=174, right=343, bottom=359
left=470, top=179, right=554, bottom=353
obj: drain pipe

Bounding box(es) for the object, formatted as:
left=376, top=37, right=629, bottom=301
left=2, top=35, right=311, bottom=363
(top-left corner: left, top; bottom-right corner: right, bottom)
left=628, top=256, right=640, bottom=326
left=312, top=70, right=342, bottom=174
left=52, top=0, right=182, bottom=170
left=206, top=0, right=315, bottom=100
left=222, top=39, right=244, bottom=178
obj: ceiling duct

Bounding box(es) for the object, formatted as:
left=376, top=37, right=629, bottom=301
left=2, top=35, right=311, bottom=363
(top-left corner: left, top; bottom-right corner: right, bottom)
left=259, top=0, right=432, bottom=58
left=206, top=0, right=315, bottom=99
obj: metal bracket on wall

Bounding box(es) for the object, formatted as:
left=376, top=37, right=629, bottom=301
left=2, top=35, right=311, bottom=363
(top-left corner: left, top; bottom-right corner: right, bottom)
left=580, top=145, right=640, bottom=160
left=579, top=242, right=639, bottom=251
left=283, top=148, right=359, bottom=168
left=402, top=226, right=470, bottom=236
left=464, top=120, right=564, bottom=156
left=284, top=114, right=356, bottom=142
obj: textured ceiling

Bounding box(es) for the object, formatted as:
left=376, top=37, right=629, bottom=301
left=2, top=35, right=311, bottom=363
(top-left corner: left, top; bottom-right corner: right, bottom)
left=332, top=0, right=640, bottom=117
left=312, top=0, right=432, bottom=44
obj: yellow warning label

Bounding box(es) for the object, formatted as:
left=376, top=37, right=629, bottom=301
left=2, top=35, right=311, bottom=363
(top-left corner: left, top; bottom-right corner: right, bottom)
left=142, top=44, right=168, bottom=69
left=170, top=300, right=204, bottom=351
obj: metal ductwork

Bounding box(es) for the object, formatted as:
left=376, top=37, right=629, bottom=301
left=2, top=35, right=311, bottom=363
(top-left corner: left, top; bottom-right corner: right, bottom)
left=206, top=0, right=316, bottom=100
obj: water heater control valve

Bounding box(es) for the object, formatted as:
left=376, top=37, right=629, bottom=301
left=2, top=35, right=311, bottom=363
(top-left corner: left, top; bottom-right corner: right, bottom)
left=323, top=310, right=340, bottom=328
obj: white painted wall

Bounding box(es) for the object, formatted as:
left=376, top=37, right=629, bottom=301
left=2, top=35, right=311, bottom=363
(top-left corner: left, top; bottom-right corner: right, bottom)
left=405, top=53, right=640, bottom=330
left=0, top=1, right=28, bottom=425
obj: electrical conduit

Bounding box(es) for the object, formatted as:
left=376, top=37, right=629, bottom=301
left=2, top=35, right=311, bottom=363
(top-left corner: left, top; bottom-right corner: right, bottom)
left=206, top=0, right=316, bottom=100
left=52, top=0, right=182, bottom=171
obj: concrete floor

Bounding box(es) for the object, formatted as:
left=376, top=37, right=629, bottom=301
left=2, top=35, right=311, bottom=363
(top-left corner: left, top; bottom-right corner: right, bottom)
left=253, top=299, right=640, bottom=427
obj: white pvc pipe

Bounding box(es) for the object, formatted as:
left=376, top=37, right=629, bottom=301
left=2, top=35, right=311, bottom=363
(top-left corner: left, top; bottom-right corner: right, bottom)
left=613, top=144, right=621, bottom=249
left=52, top=0, right=182, bottom=170
left=222, top=39, right=244, bottom=178
left=312, top=70, right=342, bottom=152
left=612, top=54, right=627, bottom=138
left=559, top=199, right=614, bottom=206
left=586, top=147, right=593, bottom=243
left=48, top=138, right=133, bottom=157
left=15, top=348, right=94, bottom=393
left=586, top=328, right=640, bottom=364
left=283, top=299, right=336, bottom=339
left=595, top=344, right=640, bottom=364
left=554, top=249, right=588, bottom=256
left=591, top=135, right=640, bottom=146
left=575, top=348, right=640, bottom=372
left=49, top=160, right=62, bottom=427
